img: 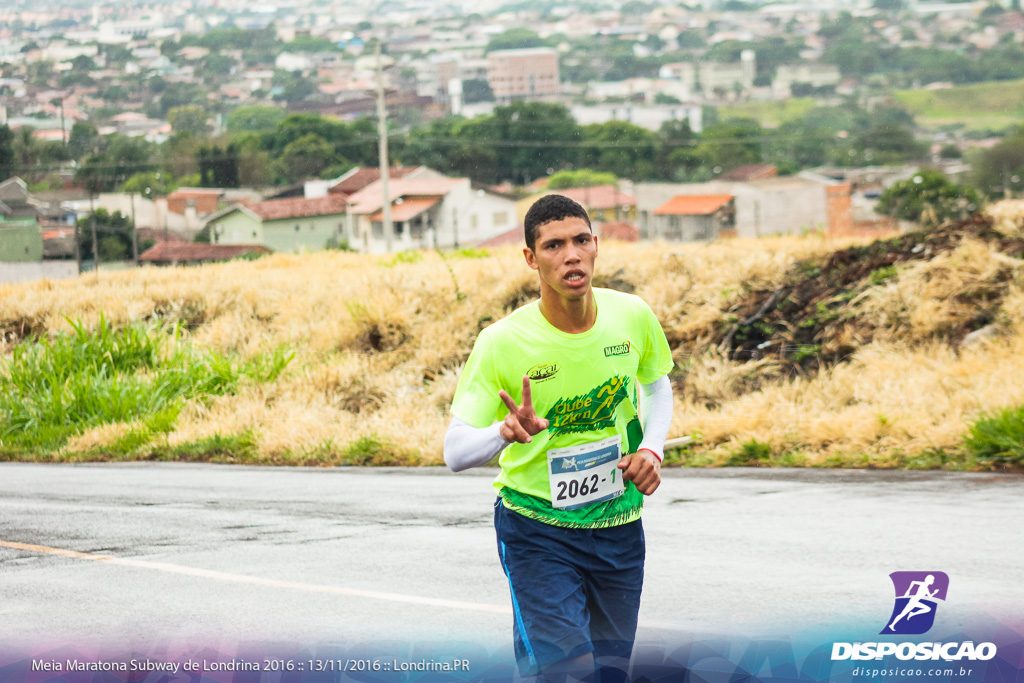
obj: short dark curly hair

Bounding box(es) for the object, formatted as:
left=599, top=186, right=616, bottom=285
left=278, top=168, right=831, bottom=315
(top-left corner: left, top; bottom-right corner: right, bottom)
left=523, top=194, right=592, bottom=251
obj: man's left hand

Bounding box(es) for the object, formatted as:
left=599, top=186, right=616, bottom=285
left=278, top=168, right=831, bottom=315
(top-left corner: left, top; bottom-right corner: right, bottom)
left=617, top=449, right=661, bottom=495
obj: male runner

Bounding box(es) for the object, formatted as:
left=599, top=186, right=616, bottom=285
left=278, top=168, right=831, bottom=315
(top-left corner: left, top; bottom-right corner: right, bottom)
left=889, top=574, right=939, bottom=631
left=443, top=194, right=674, bottom=682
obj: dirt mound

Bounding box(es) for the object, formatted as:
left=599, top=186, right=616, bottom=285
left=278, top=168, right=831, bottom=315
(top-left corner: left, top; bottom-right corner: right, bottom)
left=692, top=216, right=1024, bottom=373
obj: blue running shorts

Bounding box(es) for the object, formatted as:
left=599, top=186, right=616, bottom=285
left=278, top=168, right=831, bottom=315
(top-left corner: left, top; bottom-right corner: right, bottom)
left=494, top=498, right=645, bottom=679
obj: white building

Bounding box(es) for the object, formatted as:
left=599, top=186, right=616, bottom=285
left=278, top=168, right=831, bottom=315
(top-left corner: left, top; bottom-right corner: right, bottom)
left=773, top=63, right=842, bottom=97
left=570, top=103, right=704, bottom=133
left=660, top=50, right=756, bottom=96
left=346, top=177, right=519, bottom=253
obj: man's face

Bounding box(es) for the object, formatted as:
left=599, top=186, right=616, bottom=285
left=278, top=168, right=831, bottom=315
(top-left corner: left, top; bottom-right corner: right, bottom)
left=524, top=216, right=597, bottom=300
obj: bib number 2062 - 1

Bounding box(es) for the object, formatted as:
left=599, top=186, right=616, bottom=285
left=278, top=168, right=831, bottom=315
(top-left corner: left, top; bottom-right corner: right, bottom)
left=547, top=435, right=625, bottom=511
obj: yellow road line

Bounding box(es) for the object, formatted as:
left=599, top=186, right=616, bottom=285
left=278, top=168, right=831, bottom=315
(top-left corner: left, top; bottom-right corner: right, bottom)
left=0, top=540, right=692, bottom=631
left=0, top=539, right=511, bottom=615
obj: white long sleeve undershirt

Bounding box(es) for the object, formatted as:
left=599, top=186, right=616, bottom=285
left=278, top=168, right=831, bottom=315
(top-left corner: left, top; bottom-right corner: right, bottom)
left=443, top=375, right=674, bottom=472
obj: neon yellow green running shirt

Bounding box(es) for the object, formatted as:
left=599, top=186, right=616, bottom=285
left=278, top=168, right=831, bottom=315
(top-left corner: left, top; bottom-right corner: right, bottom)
left=451, top=288, right=673, bottom=528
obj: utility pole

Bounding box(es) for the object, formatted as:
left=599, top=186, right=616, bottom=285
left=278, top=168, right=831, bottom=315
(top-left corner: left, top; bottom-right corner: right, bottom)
left=375, top=40, right=393, bottom=253
left=129, top=191, right=139, bottom=265
left=73, top=214, right=81, bottom=275
left=51, top=96, right=66, bottom=147
left=89, top=191, right=99, bottom=279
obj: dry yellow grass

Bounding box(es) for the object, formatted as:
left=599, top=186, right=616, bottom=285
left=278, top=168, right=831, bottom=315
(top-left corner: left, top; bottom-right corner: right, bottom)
left=3, top=206, right=1023, bottom=468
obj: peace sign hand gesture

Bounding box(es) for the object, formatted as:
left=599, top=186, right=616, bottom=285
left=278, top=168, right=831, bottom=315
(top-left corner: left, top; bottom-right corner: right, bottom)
left=498, top=375, right=550, bottom=444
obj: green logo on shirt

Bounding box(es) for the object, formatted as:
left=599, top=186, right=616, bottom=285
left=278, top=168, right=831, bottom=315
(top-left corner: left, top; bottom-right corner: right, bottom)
left=604, top=341, right=630, bottom=357
left=545, top=375, right=631, bottom=435
left=528, top=362, right=560, bottom=382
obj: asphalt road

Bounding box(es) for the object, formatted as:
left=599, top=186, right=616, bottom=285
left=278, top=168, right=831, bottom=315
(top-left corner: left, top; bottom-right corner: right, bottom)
left=1, top=463, right=1021, bottom=655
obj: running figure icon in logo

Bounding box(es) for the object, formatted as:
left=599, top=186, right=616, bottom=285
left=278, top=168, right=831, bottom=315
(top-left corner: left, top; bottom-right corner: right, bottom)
left=881, top=571, right=950, bottom=635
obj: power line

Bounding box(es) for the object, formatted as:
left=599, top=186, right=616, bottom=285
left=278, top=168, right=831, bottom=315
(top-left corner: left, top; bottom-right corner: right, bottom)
left=7, top=129, right=857, bottom=178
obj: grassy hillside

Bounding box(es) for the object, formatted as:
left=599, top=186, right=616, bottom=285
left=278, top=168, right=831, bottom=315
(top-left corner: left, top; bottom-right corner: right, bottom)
left=3, top=202, right=1024, bottom=469
left=717, top=81, right=1024, bottom=132
left=716, top=97, right=818, bottom=127
left=893, top=79, right=1024, bottom=131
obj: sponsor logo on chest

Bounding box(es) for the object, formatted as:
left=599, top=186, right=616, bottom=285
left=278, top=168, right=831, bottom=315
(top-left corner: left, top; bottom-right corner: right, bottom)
left=604, top=341, right=630, bottom=357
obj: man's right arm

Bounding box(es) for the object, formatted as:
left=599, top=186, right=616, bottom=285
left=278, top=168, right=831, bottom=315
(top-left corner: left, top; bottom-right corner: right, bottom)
left=444, top=375, right=548, bottom=472
left=443, top=417, right=508, bottom=472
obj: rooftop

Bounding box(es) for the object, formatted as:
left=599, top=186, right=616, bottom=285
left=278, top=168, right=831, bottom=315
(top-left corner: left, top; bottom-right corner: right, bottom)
left=654, top=194, right=734, bottom=216
left=545, top=185, right=636, bottom=211
left=348, top=178, right=465, bottom=215
left=139, top=242, right=271, bottom=263
left=245, top=195, right=348, bottom=221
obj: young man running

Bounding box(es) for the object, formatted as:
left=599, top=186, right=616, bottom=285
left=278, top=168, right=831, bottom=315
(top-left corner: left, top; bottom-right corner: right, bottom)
left=444, top=194, right=674, bottom=683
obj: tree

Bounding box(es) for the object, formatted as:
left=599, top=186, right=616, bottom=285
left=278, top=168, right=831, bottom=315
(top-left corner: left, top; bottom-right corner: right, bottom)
left=226, top=105, right=285, bottom=133
left=970, top=126, right=1024, bottom=198
left=101, top=44, right=132, bottom=65
left=462, top=79, right=494, bottom=104
left=98, top=84, right=131, bottom=102
left=395, top=116, right=498, bottom=183
left=262, top=113, right=378, bottom=168
left=76, top=208, right=133, bottom=261
left=853, top=123, right=927, bottom=165
left=200, top=53, right=238, bottom=81
left=168, top=105, right=211, bottom=137
left=284, top=35, right=341, bottom=52
left=196, top=143, right=240, bottom=188
left=153, top=81, right=207, bottom=118
left=938, top=144, right=962, bottom=160
left=477, top=101, right=581, bottom=184
left=68, top=121, right=100, bottom=160
left=275, top=133, right=336, bottom=182
left=0, top=124, right=14, bottom=179
left=161, top=132, right=202, bottom=179
left=272, top=70, right=317, bottom=103
left=70, top=55, right=97, bottom=72
left=579, top=121, right=658, bottom=180
left=234, top=134, right=273, bottom=188
left=486, top=28, right=552, bottom=53
left=692, top=118, right=765, bottom=176
left=75, top=135, right=154, bottom=192
left=547, top=169, right=618, bottom=189
left=26, top=60, right=54, bottom=87
left=122, top=171, right=173, bottom=195
left=876, top=170, right=984, bottom=228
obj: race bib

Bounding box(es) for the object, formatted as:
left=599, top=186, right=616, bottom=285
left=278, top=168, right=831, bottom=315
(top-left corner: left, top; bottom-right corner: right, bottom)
left=547, top=435, right=625, bottom=510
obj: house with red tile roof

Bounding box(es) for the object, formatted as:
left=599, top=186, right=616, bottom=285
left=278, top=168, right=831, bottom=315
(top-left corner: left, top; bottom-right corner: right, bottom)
left=518, top=185, right=637, bottom=226
left=599, top=222, right=639, bottom=242
left=718, top=163, right=778, bottom=182
left=346, top=177, right=519, bottom=253
left=139, top=242, right=271, bottom=266
left=203, top=194, right=350, bottom=253
left=326, top=166, right=444, bottom=197
left=652, top=194, right=735, bottom=241
left=635, top=173, right=852, bottom=241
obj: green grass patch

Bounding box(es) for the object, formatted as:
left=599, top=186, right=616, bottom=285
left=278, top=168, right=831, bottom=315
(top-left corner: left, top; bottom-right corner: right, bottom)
left=963, top=405, right=1024, bottom=466
left=381, top=250, right=424, bottom=267
left=716, top=98, right=818, bottom=127
left=159, top=430, right=260, bottom=463
left=341, top=434, right=421, bottom=466
left=0, top=316, right=293, bottom=454
left=453, top=247, right=491, bottom=259
left=869, top=265, right=898, bottom=286
left=725, top=438, right=773, bottom=466
left=893, top=80, right=1024, bottom=131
